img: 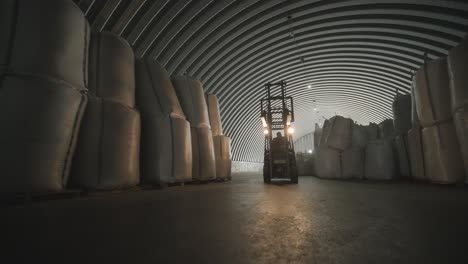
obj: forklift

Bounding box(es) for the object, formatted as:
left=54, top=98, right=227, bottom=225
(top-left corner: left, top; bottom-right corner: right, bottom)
left=260, top=81, right=298, bottom=184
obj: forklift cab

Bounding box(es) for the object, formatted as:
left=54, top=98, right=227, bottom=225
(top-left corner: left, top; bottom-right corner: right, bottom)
left=260, top=81, right=298, bottom=184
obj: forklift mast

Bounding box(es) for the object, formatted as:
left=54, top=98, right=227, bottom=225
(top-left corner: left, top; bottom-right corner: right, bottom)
left=260, top=81, right=295, bottom=148
left=260, top=81, right=297, bottom=183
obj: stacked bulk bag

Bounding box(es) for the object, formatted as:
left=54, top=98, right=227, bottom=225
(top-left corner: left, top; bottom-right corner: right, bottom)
left=315, top=116, right=353, bottom=179
left=365, top=140, right=395, bottom=180
left=71, top=31, right=140, bottom=190
left=135, top=59, right=192, bottom=184
left=448, top=36, right=468, bottom=183
left=392, top=94, right=412, bottom=178
left=325, top=116, right=353, bottom=150
left=206, top=93, right=232, bottom=179
left=173, top=76, right=216, bottom=180
left=0, top=0, right=89, bottom=194
left=413, top=57, right=464, bottom=184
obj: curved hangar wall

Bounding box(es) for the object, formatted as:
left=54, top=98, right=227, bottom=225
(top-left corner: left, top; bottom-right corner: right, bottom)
left=75, top=0, right=468, bottom=162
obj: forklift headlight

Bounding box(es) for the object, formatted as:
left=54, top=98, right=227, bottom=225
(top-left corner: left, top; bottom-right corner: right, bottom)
left=287, top=127, right=294, bottom=134
left=261, top=117, right=267, bottom=127
left=263, top=129, right=269, bottom=135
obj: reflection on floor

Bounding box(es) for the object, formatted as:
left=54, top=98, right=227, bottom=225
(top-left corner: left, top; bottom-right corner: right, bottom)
left=2, top=173, right=468, bottom=263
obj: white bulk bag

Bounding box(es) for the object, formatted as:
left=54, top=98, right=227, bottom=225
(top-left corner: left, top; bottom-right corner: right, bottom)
left=172, top=76, right=211, bottom=128
left=314, top=146, right=341, bottom=179
left=365, top=140, right=395, bottom=180
left=206, top=94, right=223, bottom=136
left=326, top=116, right=353, bottom=150
left=71, top=97, right=141, bottom=190
left=351, top=124, right=368, bottom=148
left=422, top=123, right=464, bottom=184
left=449, top=36, right=468, bottom=183
left=454, top=107, right=468, bottom=183
left=139, top=114, right=192, bottom=184
left=135, top=58, right=185, bottom=119
left=393, top=135, right=410, bottom=178
left=413, top=58, right=451, bottom=126
left=213, top=135, right=232, bottom=179
left=191, top=127, right=216, bottom=180
left=407, top=127, right=425, bottom=181
left=89, top=31, right=135, bottom=107
left=342, top=147, right=365, bottom=179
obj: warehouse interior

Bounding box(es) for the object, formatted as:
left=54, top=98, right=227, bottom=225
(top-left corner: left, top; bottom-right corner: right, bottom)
left=2, top=0, right=468, bottom=263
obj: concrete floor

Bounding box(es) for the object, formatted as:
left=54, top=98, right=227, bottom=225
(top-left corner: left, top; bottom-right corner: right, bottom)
left=2, top=173, right=468, bottom=264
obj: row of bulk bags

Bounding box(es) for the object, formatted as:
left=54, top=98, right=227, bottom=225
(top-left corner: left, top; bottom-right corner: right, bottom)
left=0, top=0, right=89, bottom=194
left=172, top=76, right=216, bottom=181
left=448, top=35, right=468, bottom=183
left=314, top=116, right=396, bottom=180
left=413, top=57, right=464, bottom=184
left=71, top=31, right=141, bottom=190
left=135, top=59, right=192, bottom=184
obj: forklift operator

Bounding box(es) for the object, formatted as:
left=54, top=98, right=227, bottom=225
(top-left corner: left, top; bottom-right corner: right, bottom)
left=272, top=132, right=287, bottom=146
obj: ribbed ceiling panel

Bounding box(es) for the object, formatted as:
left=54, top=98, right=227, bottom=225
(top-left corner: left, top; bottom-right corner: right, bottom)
left=76, top=0, right=468, bottom=162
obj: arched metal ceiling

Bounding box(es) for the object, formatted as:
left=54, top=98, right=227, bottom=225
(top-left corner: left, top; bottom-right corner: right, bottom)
left=75, top=0, right=468, bottom=162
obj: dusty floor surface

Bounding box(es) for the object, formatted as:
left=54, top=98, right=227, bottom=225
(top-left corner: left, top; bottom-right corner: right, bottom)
left=2, top=173, right=468, bottom=263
